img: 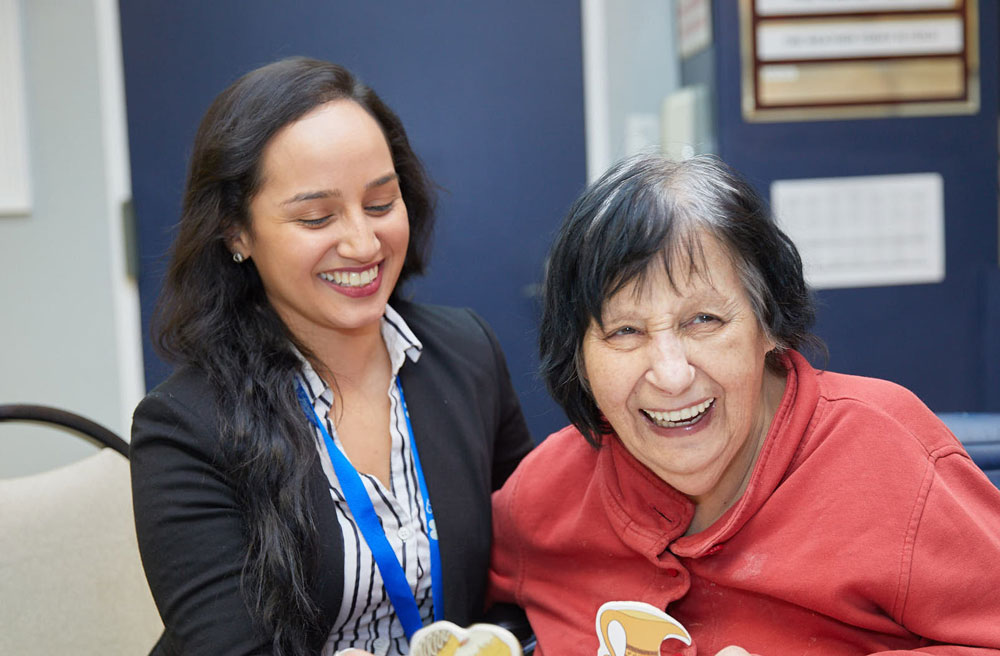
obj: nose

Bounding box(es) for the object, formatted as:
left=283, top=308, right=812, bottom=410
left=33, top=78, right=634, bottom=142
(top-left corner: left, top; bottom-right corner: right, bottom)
left=645, top=331, right=695, bottom=395
left=337, top=211, right=380, bottom=262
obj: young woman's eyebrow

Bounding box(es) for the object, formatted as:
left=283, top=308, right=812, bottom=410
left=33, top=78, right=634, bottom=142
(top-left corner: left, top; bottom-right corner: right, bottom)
left=281, top=173, right=396, bottom=206
left=282, top=190, right=337, bottom=205
left=365, top=172, right=398, bottom=190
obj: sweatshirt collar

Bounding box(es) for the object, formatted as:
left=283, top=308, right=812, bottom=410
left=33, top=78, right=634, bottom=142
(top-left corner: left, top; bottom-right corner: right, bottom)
left=597, top=433, right=693, bottom=562
left=597, top=351, right=820, bottom=560
left=671, top=351, right=817, bottom=558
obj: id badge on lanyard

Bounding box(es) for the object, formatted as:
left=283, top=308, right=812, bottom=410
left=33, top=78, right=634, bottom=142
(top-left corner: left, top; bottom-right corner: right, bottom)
left=296, top=378, right=444, bottom=640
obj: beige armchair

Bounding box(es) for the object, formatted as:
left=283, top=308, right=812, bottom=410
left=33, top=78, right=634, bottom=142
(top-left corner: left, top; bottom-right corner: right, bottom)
left=0, top=406, right=162, bottom=655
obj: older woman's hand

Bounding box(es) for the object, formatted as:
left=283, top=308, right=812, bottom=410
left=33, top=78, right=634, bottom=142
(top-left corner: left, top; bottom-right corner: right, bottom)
left=334, top=650, right=376, bottom=656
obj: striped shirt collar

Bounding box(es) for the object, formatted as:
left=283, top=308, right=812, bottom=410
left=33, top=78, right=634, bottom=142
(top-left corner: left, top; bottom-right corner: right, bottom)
left=381, top=303, right=423, bottom=374
left=297, top=303, right=423, bottom=403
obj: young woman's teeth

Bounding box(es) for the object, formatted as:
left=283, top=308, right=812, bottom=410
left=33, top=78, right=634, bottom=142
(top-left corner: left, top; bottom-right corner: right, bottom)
left=319, top=264, right=378, bottom=287
left=644, top=399, right=714, bottom=428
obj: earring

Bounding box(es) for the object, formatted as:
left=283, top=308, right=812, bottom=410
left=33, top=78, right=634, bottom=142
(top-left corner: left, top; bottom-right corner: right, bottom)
left=232, top=252, right=245, bottom=263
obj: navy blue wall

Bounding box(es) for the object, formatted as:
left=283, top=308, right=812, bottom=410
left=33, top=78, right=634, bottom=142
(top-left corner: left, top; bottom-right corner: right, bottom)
left=697, top=2, right=999, bottom=412
left=119, top=2, right=586, bottom=439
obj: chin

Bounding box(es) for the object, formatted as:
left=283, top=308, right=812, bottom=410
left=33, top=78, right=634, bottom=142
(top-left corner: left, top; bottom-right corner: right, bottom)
left=647, top=457, right=726, bottom=494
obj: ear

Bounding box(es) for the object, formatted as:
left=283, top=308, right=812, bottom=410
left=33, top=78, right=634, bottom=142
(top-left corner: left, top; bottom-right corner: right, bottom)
left=226, top=225, right=252, bottom=261
left=765, top=329, right=782, bottom=354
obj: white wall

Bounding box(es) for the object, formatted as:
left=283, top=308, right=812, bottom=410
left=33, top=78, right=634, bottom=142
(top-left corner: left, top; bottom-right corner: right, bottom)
left=0, top=0, right=143, bottom=477
left=582, top=0, right=680, bottom=181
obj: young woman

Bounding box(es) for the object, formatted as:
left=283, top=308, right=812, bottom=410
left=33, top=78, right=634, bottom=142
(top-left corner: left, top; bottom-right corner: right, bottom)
left=130, top=57, right=533, bottom=656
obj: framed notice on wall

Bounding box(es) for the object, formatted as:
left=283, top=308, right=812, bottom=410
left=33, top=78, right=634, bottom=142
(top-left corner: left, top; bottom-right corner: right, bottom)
left=740, top=0, right=980, bottom=122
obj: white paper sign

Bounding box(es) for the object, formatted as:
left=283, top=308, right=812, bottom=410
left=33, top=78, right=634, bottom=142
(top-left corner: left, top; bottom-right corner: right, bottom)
left=771, top=173, right=945, bottom=289
left=757, top=17, right=963, bottom=61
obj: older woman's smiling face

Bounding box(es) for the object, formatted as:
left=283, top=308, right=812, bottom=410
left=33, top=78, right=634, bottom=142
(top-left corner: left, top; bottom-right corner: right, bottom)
left=581, top=232, right=786, bottom=529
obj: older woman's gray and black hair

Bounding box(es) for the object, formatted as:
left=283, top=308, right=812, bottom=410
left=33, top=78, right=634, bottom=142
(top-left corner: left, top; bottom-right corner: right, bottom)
left=539, top=153, right=817, bottom=446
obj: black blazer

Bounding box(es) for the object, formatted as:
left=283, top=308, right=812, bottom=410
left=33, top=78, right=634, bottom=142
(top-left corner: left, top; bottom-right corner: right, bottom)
left=130, top=302, right=534, bottom=655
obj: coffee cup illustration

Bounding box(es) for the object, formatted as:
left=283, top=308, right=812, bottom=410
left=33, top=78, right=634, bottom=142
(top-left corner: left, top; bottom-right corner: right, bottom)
left=596, top=601, right=691, bottom=656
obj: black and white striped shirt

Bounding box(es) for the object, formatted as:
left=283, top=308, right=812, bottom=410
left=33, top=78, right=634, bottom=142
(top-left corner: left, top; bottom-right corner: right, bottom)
left=298, top=305, right=433, bottom=656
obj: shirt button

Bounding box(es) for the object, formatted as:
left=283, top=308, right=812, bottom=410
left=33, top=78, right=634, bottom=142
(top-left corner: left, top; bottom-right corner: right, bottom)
left=398, top=526, right=413, bottom=541
left=372, top=637, right=389, bottom=653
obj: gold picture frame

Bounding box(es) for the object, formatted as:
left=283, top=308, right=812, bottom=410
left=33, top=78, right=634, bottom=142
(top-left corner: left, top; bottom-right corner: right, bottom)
left=740, top=0, right=980, bottom=122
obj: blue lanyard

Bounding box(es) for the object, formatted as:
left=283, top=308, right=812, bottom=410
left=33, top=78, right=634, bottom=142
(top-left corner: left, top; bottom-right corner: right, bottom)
left=295, top=377, right=444, bottom=640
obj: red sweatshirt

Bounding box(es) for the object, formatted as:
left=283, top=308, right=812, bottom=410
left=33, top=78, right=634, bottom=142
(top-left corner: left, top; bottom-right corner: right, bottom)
left=490, top=351, right=1000, bottom=656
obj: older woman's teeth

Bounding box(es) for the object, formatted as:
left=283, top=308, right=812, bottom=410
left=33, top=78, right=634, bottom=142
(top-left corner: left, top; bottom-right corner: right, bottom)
left=319, top=264, right=378, bottom=287
left=644, top=399, right=714, bottom=427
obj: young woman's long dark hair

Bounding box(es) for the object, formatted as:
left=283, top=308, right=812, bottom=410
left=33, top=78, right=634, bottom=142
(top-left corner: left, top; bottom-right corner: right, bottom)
left=154, top=57, right=435, bottom=655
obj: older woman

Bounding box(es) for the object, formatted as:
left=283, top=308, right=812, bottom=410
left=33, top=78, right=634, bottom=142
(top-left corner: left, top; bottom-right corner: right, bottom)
left=489, top=154, right=1000, bottom=656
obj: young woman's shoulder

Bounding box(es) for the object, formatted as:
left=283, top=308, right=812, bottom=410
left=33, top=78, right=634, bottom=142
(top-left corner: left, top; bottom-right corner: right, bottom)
left=394, top=300, right=501, bottom=355
left=131, top=364, right=221, bottom=457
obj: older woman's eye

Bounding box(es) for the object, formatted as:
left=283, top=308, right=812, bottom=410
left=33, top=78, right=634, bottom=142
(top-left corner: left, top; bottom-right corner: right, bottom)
left=691, top=314, right=719, bottom=325
left=611, top=326, right=640, bottom=337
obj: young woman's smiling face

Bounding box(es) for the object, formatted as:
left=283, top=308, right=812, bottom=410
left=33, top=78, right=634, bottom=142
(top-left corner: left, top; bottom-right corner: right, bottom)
left=233, top=99, right=409, bottom=348
left=581, top=233, right=785, bottom=516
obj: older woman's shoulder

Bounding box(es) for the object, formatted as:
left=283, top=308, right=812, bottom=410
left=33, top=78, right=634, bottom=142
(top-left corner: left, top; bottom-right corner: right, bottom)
left=503, top=425, right=601, bottom=492
left=818, top=368, right=926, bottom=408
left=811, top=367, right=959, bottom=453
left=530, top=425, right=599, bottom=457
